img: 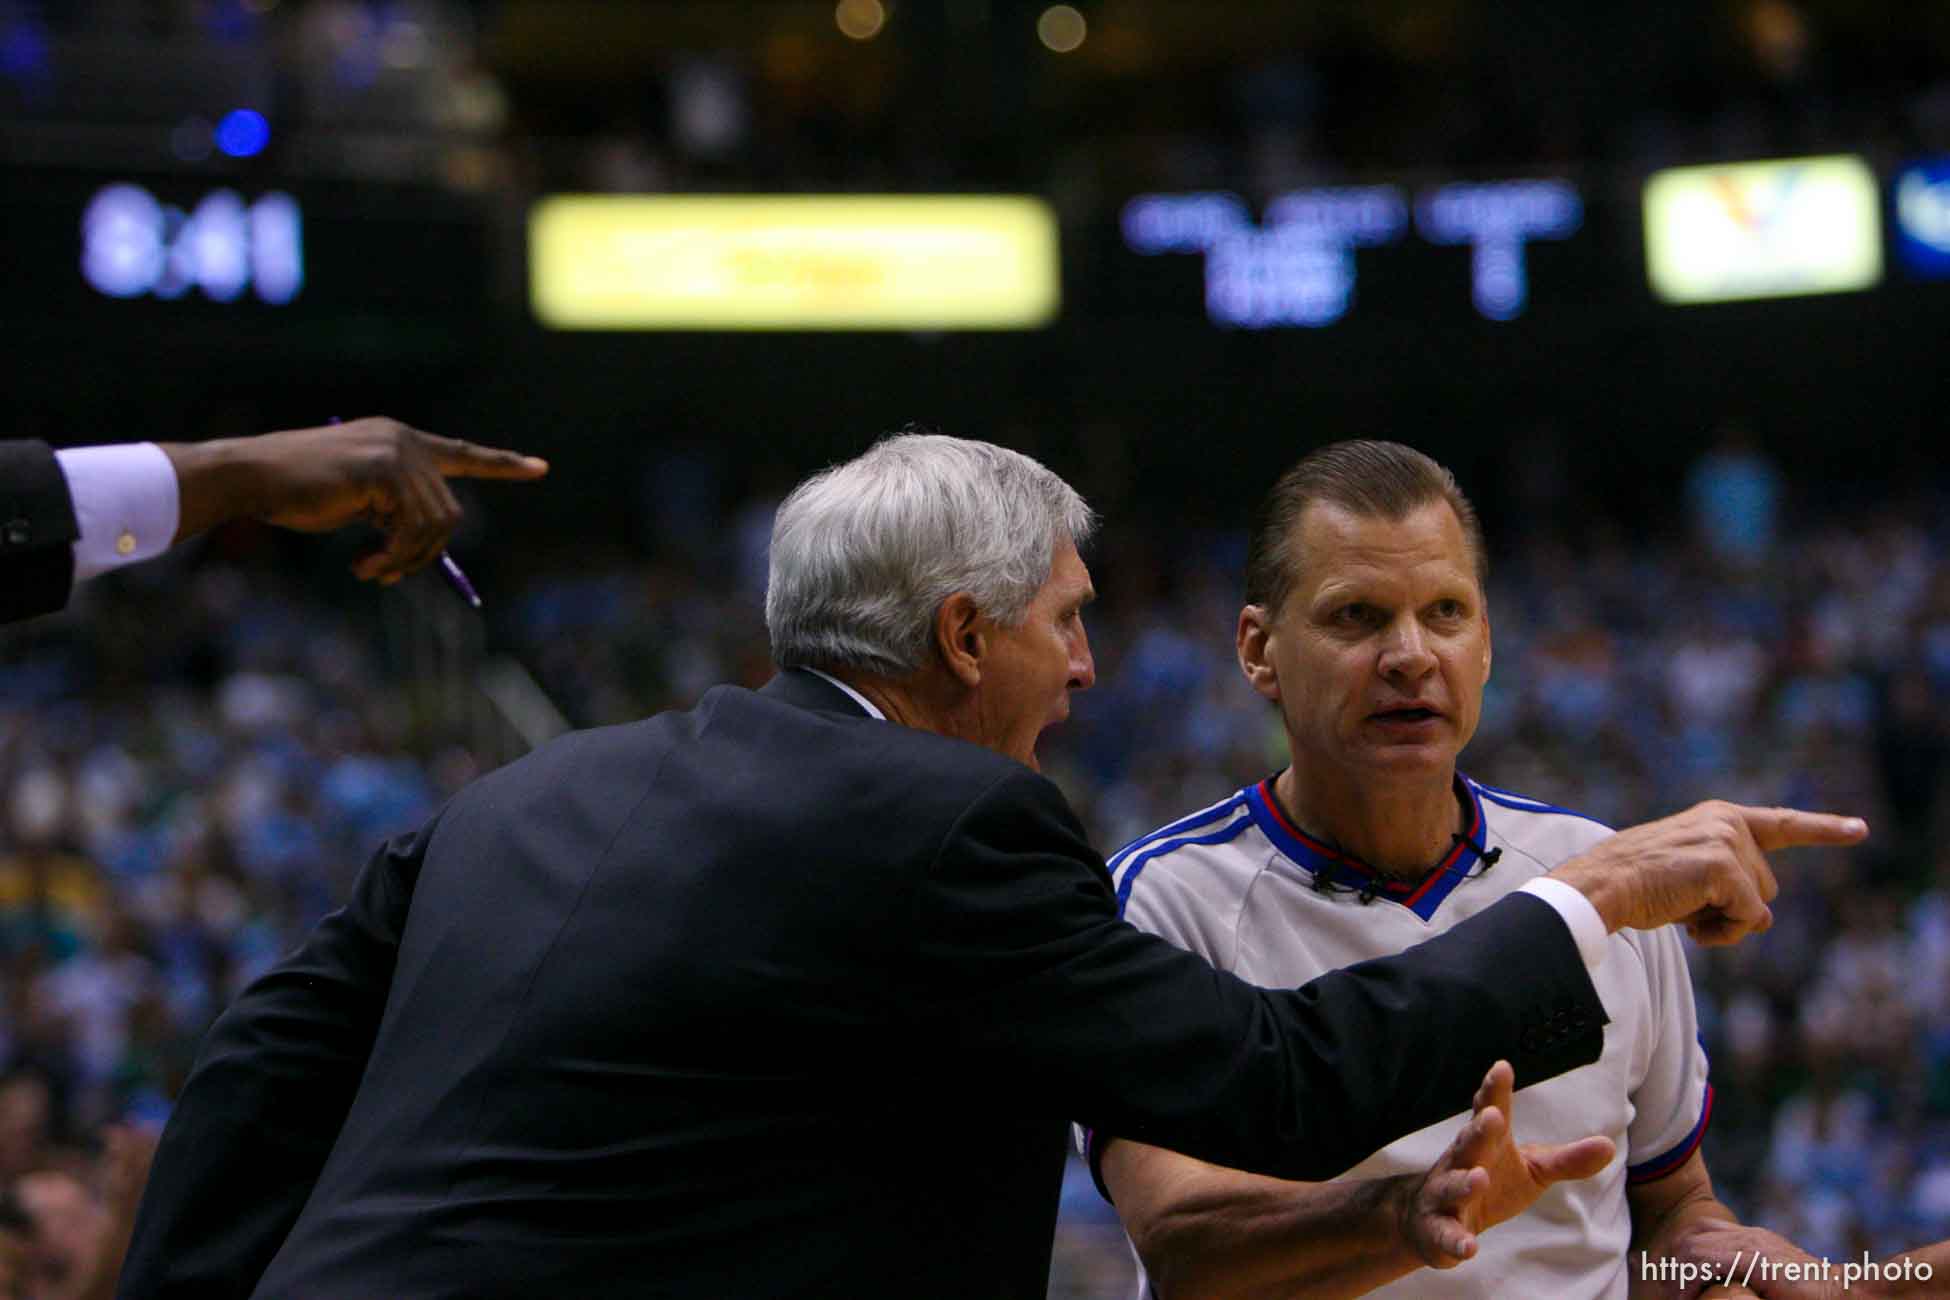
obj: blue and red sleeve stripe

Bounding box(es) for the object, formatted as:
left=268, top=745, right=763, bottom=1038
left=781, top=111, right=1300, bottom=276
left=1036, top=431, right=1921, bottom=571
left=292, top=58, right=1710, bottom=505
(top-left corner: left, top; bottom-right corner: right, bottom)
left=1626, top=1083, right=1715, bottom=1184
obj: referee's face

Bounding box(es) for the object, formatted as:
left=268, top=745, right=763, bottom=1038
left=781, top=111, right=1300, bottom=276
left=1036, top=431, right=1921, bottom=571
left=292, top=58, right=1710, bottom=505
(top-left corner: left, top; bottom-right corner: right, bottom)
left=1238, top=499, right=1491, bottom=792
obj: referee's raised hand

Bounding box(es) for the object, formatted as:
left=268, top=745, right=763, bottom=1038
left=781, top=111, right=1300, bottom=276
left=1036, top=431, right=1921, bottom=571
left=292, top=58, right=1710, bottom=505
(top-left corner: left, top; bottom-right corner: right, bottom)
left=1402, top=1060, right=1614, bottom=1268
left=1549, top=801, right=1868, bottom=945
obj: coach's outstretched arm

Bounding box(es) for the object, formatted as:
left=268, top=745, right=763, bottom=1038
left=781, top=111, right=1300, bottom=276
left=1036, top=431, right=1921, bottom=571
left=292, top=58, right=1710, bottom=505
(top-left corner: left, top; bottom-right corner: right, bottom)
left=926, top=773, right=1866, bottom=1187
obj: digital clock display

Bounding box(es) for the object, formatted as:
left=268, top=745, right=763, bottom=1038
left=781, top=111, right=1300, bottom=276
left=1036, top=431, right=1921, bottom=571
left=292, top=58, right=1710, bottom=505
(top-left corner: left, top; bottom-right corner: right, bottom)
left=81, top=183, right=303, bottom=304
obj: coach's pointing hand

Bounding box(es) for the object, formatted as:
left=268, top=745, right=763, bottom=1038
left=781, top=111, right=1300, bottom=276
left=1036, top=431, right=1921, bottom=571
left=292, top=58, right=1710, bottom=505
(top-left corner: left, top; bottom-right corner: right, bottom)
left=161, top=418, right=549, bottom=584
left=1549, top=802, right=1867, bottom=945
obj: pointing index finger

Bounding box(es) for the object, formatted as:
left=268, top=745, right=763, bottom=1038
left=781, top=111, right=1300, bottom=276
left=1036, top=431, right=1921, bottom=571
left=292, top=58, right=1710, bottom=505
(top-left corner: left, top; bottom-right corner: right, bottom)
left=423, top=434, right=551, bottom=480
left=1738, top=806, right=1869, bottom=852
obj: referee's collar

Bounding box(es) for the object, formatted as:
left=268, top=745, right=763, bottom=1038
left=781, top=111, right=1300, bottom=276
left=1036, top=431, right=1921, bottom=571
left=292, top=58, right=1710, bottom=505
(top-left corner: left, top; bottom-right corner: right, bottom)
left=1246, top=773, right=1489, bottom=923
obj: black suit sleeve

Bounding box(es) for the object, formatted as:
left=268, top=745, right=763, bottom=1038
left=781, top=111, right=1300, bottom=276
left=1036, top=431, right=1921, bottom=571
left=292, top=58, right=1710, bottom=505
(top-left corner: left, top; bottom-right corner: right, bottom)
left=0, top=440, right=81, bottom=624
left=906, top=770, right=1606, bottom=1184
left=116, top=813, right=442, bottom=1299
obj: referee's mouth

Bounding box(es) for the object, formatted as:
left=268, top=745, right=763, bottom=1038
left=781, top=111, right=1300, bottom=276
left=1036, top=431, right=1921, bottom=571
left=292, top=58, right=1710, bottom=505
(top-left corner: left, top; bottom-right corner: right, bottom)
left=1368, top=703, right=1445, bottom=731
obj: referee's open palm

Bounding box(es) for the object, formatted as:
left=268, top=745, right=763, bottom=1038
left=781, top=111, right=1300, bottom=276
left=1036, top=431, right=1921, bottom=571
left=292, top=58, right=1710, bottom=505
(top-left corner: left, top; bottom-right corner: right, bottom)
left=1406, top=1060, right=1614, bottom=1267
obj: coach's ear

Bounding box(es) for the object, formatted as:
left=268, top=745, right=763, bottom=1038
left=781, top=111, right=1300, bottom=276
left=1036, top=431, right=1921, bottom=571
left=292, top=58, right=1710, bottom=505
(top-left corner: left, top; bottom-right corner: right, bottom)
left=935, top=591, right=987, bottom=688
left=1237, top=604, right=1282, bottom=703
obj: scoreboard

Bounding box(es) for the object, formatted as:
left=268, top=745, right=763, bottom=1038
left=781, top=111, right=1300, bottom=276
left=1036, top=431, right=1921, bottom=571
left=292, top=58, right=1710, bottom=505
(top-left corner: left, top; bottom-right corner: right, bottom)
left=0, top=170, right=494, bottom=325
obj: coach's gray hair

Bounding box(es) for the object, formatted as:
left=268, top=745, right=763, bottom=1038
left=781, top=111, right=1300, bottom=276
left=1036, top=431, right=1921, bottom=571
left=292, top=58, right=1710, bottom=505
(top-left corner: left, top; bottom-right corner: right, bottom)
left=765, top=433, right=1097, bottom=678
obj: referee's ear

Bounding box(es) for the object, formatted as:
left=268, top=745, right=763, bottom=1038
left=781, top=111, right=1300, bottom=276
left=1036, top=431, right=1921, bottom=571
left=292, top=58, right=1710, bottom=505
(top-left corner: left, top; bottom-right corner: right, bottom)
left=1237, top=603, right=1281, bottom=703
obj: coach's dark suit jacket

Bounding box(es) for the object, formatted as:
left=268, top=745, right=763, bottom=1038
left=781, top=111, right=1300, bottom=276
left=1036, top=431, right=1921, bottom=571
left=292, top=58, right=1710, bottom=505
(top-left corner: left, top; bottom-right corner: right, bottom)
left=0, top=441, right=81, bottom=624
left=119, top=669, right=1606, bottom=1299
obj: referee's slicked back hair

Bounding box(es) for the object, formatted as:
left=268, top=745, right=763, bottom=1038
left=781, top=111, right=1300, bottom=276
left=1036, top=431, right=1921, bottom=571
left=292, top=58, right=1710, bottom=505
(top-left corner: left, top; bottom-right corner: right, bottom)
left=1245, top=440, right=1487, bottom=616
left=766, top=432, right=1098, bottom=678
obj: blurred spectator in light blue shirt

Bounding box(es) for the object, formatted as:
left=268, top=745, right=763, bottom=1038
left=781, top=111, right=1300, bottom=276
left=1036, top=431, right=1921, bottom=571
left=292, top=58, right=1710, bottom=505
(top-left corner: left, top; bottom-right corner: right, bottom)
left=1686, top=423, right=1784, bottom=569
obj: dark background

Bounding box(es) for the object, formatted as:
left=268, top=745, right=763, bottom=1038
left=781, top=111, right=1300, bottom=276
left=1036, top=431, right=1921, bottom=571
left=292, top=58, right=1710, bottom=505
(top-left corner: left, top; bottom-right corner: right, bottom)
left=3, top=0, right=1948, bottom=549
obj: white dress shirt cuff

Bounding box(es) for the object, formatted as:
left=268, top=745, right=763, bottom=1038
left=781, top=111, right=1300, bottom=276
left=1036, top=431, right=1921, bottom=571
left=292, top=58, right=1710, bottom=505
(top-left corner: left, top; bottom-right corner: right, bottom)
left=53, top=443, right=180, bottom=581
left=1518, top=876, right=1608, bottom=972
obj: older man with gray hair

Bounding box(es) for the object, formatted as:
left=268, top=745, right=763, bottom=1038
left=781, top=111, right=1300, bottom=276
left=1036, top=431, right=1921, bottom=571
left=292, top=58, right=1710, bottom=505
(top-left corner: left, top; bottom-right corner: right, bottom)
left=118, top=433, right=1859, bottom=1300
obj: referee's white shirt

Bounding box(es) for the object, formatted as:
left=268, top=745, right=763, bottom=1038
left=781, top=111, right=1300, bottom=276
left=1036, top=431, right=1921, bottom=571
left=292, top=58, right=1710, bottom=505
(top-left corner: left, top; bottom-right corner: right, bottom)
left=1106, top=775, right=1712, bottom=1300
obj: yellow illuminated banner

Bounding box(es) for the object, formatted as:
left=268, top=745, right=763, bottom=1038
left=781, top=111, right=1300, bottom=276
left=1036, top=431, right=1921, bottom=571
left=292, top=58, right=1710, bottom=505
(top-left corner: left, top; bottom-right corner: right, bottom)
left=529, top=195, right=1060, bottom=330
left=1643, top=155, right=1881, bottom=304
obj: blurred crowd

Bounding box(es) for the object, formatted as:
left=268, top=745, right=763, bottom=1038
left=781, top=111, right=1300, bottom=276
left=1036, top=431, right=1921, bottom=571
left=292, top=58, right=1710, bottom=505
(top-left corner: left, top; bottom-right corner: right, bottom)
left=0, top=437, right=1947, bottom=1295
left=0, top=553, right=450, bottom=1297
left=12, top=1, right=1950, bottom=201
